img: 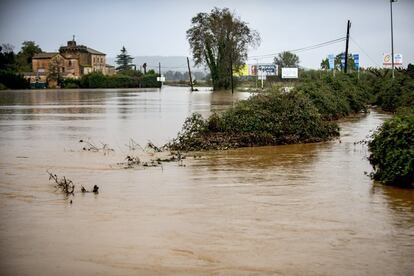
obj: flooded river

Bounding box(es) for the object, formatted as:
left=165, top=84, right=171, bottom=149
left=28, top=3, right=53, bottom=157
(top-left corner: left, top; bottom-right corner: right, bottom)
left=0, top=87, right=413, bottom=275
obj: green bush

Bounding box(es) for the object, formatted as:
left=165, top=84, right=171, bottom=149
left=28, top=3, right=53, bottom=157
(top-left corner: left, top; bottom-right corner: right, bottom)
left=374, top=75, right=414, bottom=112
left=78, top=72, right=160, bottom=88
left=368, top=112, right=414, bottom=186
left=62, top=78, right=80, bottom=88
left=295, top=76, right=370, bottom=120
left=0, top=69, right=30, bottom=89
left=168, top=91, right=339, bottom=151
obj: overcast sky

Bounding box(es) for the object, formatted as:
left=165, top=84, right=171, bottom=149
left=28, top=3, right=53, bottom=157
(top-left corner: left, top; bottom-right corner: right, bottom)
left=0, top=0, right=413, bottom=69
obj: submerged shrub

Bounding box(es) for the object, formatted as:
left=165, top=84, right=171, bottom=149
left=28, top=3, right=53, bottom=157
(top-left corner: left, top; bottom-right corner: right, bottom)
left=368, top=112, right=414, bottom=186
left=169, top=91, right=340, bottom=151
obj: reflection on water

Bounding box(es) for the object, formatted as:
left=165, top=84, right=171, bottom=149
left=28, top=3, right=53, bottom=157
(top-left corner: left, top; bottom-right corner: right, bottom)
left=0, top=87, right=413, bottom=275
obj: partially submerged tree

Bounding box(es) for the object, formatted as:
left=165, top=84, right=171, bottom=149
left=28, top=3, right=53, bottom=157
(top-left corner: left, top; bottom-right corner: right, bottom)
left=116, top=46, right=134, bottom=72
left=187, top=7, right=260, bottom=90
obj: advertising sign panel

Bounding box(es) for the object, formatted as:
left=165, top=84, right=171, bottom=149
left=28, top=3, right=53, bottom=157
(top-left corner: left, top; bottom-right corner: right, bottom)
left=257, top=64, right=277, bottom=76
left=383, top=53, right=403, bottom=68
left=281, top=68, right=298, bottom=79
left=233, top=65, right=249, bottom=77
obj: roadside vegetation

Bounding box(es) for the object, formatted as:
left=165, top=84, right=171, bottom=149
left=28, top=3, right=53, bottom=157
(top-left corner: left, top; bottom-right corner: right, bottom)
left=365, top=67, right=414, bottom=186
left=62, top=70, right=160, bottom=89
left=168, top=66, right=414, bottom=188
left=368, top=110, right=414, bottom=186
left=168, top=75, right=375, bottom=151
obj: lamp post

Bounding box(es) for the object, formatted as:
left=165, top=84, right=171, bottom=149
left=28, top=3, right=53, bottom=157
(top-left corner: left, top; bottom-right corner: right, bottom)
left=390, top=0, right=397, bottom=79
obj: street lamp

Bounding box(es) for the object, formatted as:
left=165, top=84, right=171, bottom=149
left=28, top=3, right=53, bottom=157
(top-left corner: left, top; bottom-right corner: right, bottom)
left=390, top=0, right=397, bottom=79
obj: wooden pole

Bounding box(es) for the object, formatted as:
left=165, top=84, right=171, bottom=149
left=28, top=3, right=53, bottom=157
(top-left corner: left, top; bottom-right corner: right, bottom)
left=344, top=20, right=351, bottom=73
left=187, top=57, right=194, bottom=92
left=390, top=0, right=395, bottom=79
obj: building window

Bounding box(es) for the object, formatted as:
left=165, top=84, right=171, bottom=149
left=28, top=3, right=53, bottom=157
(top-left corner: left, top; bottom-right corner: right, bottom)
left=68, top=60, right=72, bottom=66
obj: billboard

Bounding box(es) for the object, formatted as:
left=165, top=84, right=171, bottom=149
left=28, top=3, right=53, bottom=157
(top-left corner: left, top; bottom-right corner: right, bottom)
left=250, top=64, right=277, bottom=76
left=258, top=64, right=277, bottom=76
left=233, top=64, right=249, bottom=77
left=383, top=53, right=403, bottom=68
left=281, top=68, right=298, bottom=79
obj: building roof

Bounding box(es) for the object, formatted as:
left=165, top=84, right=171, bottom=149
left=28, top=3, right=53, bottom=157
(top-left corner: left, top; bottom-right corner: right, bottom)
left=86, top=47, right=105, bottom=55
left=33, top=52, right=59, bottom=59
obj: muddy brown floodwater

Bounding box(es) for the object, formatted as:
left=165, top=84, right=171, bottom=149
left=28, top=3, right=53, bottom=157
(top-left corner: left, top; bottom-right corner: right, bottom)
left=0, top=87, right=413, bottom=275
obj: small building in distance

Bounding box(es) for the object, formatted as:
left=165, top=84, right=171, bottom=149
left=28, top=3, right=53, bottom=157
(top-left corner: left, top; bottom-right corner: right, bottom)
left=29, top=38, right=114, bottom=88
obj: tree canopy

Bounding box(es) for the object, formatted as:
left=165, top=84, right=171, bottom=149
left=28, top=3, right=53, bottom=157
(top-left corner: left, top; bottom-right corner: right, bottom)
left=320, top=53, right=356, bottom=70
left=115, top=46, right=134, bottom=72
left=274, top=51, right=300, bottom=68
left=17, top=41, right=42, bottom=72
left=187, top=7, right=260, bottom=90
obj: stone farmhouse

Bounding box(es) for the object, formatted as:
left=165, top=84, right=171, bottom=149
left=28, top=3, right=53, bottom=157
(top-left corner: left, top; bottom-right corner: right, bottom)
left=28, top=38, right=115, bottom=87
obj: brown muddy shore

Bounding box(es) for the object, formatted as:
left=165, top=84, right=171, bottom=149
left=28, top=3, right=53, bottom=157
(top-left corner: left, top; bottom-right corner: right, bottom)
left=0, top=87, right=413, bottom=275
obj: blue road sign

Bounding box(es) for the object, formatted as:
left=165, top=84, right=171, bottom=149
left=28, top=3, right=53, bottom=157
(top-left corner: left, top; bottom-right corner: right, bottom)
left=328, top=54, right=335, bottom=70
left=341, top=53, right=345, bottom=68
left=353, top=54, right=359, bottom=69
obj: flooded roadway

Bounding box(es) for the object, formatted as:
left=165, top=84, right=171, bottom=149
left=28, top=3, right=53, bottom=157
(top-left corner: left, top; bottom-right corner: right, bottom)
left=0, top=87, right=413, bottom=275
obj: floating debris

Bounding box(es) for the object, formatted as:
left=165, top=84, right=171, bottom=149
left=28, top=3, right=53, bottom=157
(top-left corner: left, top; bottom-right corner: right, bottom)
left=79, top=139, right=114, bottom=155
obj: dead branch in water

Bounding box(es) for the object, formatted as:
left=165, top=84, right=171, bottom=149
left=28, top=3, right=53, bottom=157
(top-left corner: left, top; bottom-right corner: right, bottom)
left=126, top=138, right=144, bottom=151
left=47, top=171, right=100, bottom=200
left=79, top=139, right=114, bottom=155
left=146, top=141, right=163, bottom=152
left=47, top=170, right=75, bottom=196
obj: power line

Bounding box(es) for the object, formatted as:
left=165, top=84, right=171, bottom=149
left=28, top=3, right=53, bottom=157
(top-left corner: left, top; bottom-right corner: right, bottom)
left=248, top=36, right=346, bottom=60
left=349, top=36, right=381, bottom=67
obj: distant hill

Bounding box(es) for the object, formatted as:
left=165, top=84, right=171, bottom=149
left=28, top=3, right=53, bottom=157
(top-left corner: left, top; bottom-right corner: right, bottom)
left=107, top=56, right=205, bottom=73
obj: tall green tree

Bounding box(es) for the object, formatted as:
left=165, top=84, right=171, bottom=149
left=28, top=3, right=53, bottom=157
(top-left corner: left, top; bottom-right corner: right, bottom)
left=116, top=46, right=134, bottom=72
left=187, top=7, right=260, bottom=90
left=334, top=53, right=355, bottom=71
left=274, top=51, right=300, bottom=68
left=16, top=41, right=42, bottom=72
left=0, top=44, right=17, bottom=70
left=320, top=58, right=329, bottom=70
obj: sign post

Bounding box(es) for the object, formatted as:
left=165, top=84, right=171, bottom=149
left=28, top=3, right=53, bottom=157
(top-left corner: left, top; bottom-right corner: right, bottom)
left=254, top=64, right=276, bottom=90
left=328, top=54, right=335, bottom=77
left=353, top=53, right=360, bottom=79
left=156, top=75, right=165, bottom=87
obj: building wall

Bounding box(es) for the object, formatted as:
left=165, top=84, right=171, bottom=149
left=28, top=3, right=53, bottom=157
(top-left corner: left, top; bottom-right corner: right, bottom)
left=32, top=59, right=51, bottom=72
left=91, top=54, right=106, bottom=72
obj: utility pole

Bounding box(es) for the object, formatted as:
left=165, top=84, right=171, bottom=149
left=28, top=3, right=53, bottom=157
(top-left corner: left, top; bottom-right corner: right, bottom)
left=344, top=20, right=351, bottom=73
left=158, top=62, right=162, bottom=88
left=390, top=0, right=396, bottom=79
left=187, top=57, right=194, bottom=92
